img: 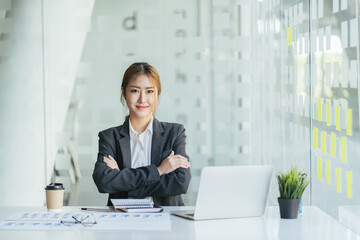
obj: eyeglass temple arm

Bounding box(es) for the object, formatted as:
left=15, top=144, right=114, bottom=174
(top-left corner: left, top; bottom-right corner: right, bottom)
left=72, top=216, right=82, bottom=223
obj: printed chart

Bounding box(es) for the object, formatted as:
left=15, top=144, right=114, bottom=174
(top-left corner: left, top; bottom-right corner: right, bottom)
left=0, top=211, right=171, bottom=231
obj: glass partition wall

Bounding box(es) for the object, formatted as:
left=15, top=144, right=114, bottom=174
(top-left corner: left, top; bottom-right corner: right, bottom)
left=249, top=0, right=312, bottom=206
left=309, top=0, right=359, bottom=225
left=0, top=0, right=359, bottom=234
left=252, top=0, right=360, bottom=232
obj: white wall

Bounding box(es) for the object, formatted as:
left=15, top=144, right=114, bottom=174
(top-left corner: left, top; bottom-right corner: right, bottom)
left=0, top=0, right=46, bottom=206
left=43, top=0, right=95, bottom=185
left=0, top=0, right=95, bottom=206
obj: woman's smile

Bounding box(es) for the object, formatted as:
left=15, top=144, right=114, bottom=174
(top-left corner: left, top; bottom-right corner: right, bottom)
left=136, top=106, right=149, bottom=110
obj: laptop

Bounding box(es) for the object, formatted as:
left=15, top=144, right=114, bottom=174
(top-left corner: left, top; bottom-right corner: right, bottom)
left=172, top=165, right=273, bottom=220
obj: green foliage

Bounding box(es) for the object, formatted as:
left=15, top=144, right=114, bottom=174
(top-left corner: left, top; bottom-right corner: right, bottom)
left=277, top=167, right=310, bottom=199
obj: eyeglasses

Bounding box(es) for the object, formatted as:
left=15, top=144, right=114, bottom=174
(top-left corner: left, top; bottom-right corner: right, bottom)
left=60, top=213, right=97, bottom=227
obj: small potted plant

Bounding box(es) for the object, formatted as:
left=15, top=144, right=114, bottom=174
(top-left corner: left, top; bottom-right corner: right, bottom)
left=276, top=167, right=310, bottom=219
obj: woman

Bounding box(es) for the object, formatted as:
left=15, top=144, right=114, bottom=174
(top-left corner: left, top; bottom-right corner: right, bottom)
left=93, top=62, right=191, bottom=206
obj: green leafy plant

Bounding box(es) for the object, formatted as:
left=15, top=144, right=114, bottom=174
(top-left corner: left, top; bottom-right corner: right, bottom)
left=277, top=167, right=310, bottom=199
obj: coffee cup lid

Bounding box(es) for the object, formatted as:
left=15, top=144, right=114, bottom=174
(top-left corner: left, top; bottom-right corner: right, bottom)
left=45, top=183, right=64, bottom=190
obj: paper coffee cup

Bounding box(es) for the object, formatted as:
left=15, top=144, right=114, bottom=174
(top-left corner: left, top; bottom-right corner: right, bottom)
left=45, top=183, right=65, bottom=212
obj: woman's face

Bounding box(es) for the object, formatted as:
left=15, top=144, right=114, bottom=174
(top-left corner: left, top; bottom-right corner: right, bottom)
left=125, top=74, right=156, bottom=120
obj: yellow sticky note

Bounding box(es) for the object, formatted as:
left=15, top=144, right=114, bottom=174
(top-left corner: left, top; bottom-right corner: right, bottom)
left=317, top=157, right=322, bottom=181
left=331, top=132, right=335, bottom=157
left=346, top=171, right=352, bottom=198
left=326, top=160, right=331, bottom=184
left=318, top=99, right=322, bottom=122
left=336, top=168, right=341, bottom=193
left=336, top=105, right=340, bottom=130
left=322, top=131, right=326, bottom=154
left=326, top=102, right=330, bottom=126
left=341, top=137, right=347, bottom=163
left=346, top=108, right=352, bottom=136
left=314, top=127, right=318, bottom=150
left=286, top=27, right=292, bottom=46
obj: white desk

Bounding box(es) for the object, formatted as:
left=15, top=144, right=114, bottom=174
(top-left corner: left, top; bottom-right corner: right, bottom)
left=0, top=206, right=359, bottom=240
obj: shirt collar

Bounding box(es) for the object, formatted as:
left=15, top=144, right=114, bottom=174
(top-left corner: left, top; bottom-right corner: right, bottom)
left=129, top=117, right=153, bottom=136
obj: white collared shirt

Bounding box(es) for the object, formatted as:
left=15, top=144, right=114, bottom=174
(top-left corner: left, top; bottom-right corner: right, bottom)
left=129, top=118, right=153, bottom=169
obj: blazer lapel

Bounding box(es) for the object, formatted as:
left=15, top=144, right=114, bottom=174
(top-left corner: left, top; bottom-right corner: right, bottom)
left=151, top=118, right=164, bottom=166
left=119, top=119, right=132, bottom=169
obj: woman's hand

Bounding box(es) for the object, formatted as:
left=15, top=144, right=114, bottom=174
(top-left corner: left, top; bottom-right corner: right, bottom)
left=157, top=151, right=190, bottom=176
left=103, top=155, right=120, bottom=171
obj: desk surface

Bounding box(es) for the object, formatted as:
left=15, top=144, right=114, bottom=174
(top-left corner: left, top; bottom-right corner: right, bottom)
left=0, top=206, right=359, bottom=240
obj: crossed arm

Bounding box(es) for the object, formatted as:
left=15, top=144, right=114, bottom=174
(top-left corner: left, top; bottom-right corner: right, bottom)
left=104, top=150, right=189, bottom=176
left=92, top=125, right=191, bottom=197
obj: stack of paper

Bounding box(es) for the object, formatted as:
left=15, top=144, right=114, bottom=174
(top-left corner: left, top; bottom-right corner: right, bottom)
left=111, top=198, right=153, bottom=208
left=111, top=198, right=163, bottom=213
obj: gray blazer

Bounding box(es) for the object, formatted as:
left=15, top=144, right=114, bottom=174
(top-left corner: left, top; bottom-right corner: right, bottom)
left=92, top=118, right=191, bottom=206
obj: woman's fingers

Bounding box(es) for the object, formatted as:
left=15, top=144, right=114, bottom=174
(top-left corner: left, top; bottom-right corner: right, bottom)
left=103, top=157, right=113, bottom=165
left=168, top=154, right=187, bottom=161
left=103, top=157, right=110, bottom=164
left=175, top=154, right=189, bottom=162
left=169, top=156, right=190, bottom=169
left=180, top=160, right=190, bottom=168
left=104, top=156, right=116, bottom=164
left=158, top=153, right=190, bottom=175
left=172, top=155, right=190, bottom=167
left=103, top=156, right=119, bottom=170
